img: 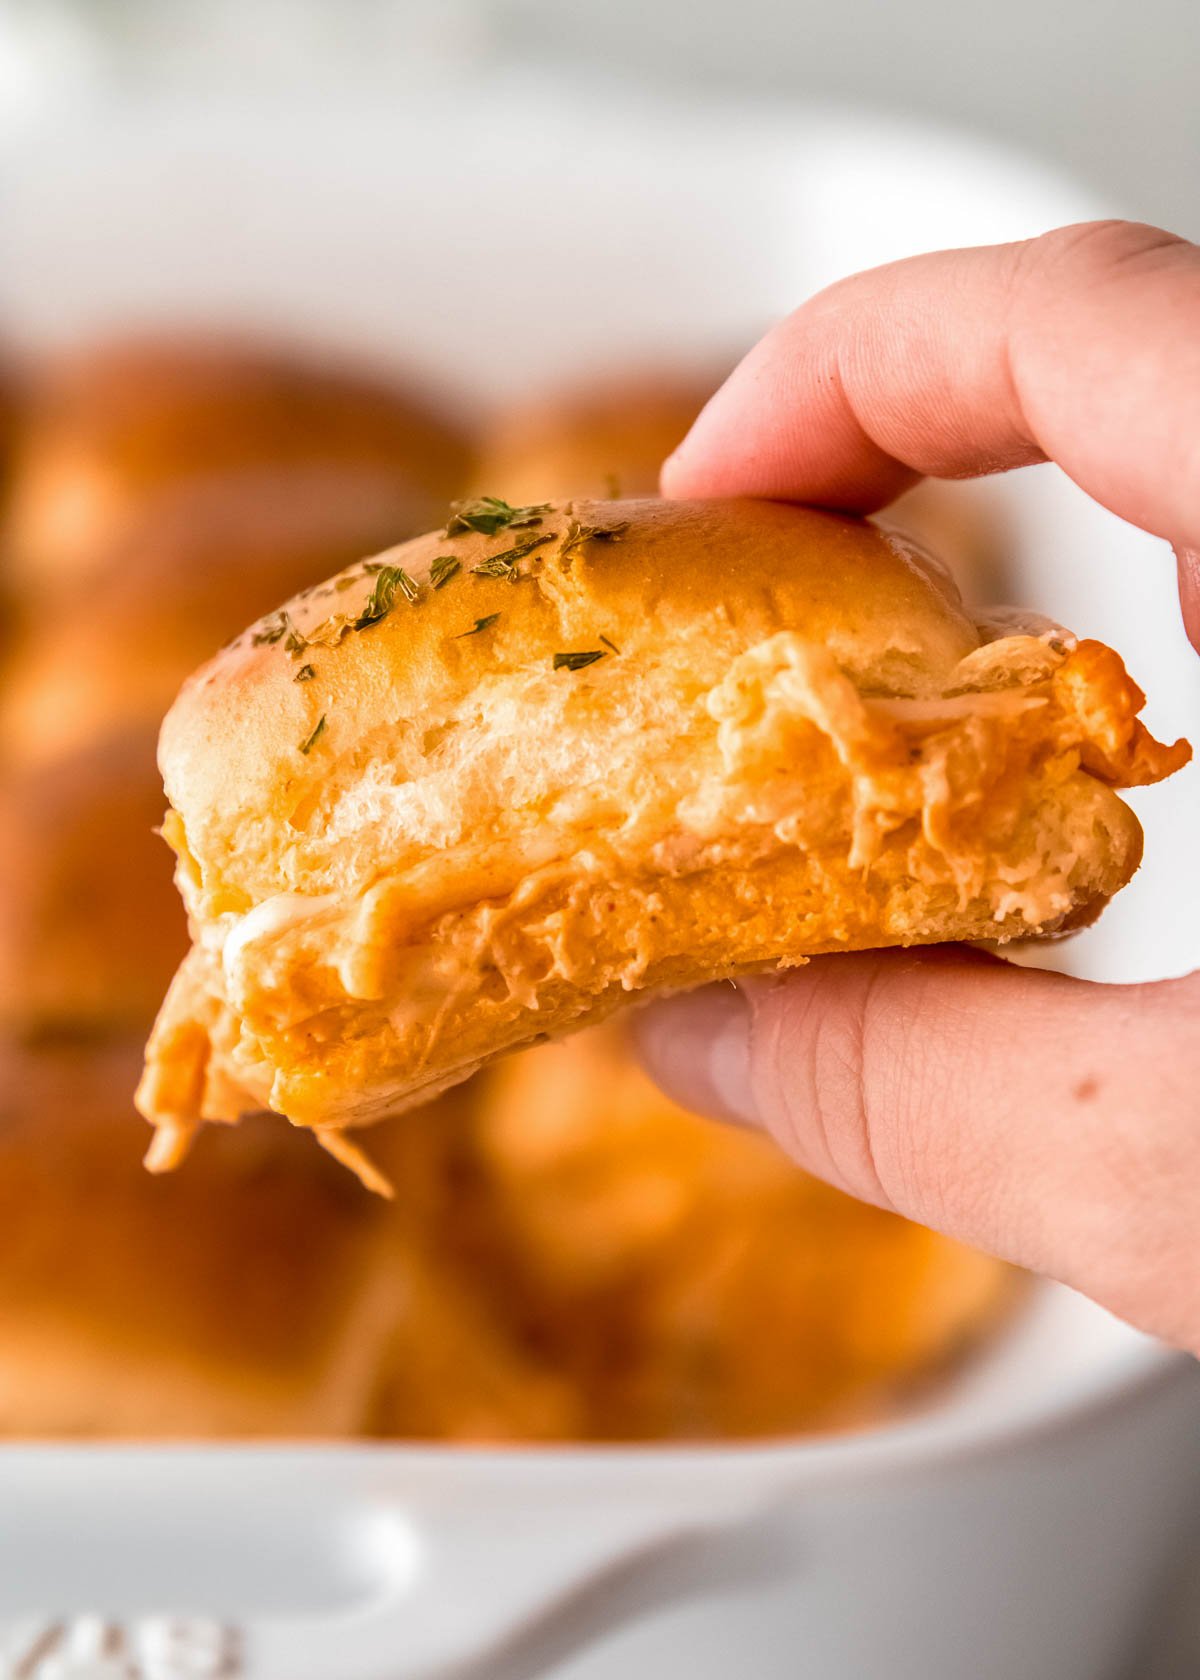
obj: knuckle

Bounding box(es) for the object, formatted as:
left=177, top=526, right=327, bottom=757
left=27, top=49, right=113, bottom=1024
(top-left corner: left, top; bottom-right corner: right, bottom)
left=856, top=959, right=961, bottom=1217
left=1012, top=219, right=1188, bottom=306
left=754, top=953, right=1018, bottom=1233
left=756, top=960, right=905, bottom=1208
left=810, top=980, right=889, bottom=1205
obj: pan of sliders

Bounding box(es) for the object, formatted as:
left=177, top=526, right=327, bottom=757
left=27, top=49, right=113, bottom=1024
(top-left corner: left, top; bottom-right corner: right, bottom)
left=0, top=66, right=1197, bottom=1680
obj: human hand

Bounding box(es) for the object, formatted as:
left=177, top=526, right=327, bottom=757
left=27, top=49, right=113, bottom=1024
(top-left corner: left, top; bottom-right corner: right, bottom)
left=637, top=220, right=1200, bottom=1354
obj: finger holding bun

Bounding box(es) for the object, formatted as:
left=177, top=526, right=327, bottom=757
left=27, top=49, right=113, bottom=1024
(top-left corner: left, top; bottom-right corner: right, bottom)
left=3, top=334, right=473, bottom=595
left=135, top=496, right=1190, bottom=1182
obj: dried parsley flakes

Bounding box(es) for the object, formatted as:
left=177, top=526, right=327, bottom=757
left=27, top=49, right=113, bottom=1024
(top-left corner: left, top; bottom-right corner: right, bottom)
left=444, top=496, right=551, bottom=538
left=456, top=614, right=502, bottom=638
left=553, top=650, right=606, bottom=672
left=298, top=714, right=327, bottom=754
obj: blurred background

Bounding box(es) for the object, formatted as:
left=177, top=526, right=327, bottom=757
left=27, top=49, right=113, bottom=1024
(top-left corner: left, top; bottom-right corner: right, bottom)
left=0, top=1, right=1196, bottom=1674
left=2, top=0, right=1199, bottom=239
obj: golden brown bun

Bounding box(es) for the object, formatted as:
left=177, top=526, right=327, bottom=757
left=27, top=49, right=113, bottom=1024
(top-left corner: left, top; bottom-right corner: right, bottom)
left=0, top=729, right=186, bottom=1035
left=471, top=367, right=718, bottom=503
left=0, top=497, right=402, bottom=1038
left=136, top=497, right=1190, bottom=1175
left=0, top=355, right=21, bottom=486
left=0, top=356, right=25, bottom=645
left=3, top=334, right=473, bottom=593
left=0, top=474, right=408, bottom=1035
left=477, top=1025, right=1017, bottom=1439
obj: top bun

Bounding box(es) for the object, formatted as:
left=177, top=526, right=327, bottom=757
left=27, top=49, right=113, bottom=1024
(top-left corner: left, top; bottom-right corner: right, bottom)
left=137, top=496, right=1189, bottom=1184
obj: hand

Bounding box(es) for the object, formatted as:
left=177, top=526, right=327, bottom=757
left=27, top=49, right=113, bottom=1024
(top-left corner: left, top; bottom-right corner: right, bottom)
left=637, top=220, right=1200, bottom=1355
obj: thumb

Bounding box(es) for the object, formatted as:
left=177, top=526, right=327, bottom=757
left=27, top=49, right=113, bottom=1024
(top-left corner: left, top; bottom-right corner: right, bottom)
left=634, top=949, right=1200, bottom=1354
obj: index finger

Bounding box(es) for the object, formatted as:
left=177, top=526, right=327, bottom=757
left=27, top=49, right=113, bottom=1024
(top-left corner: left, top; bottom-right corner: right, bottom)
left=663, top=221, right=1200, bottom=564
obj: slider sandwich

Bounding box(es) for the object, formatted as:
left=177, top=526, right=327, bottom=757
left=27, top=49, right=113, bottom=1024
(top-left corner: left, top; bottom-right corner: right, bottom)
left=136, top=497, right=1190, bottom=1185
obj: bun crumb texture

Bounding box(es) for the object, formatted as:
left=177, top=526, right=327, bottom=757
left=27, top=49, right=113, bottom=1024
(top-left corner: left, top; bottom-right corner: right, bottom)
left=136, top=496, right=1190, bottom=1185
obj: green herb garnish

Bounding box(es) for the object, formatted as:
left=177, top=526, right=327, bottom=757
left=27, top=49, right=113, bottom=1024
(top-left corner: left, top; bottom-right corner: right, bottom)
left=444, top=496, right=551, bottom=538
left=470, top=555, right=517, bottom=579
left=456, top=614, right=501, bottom=638
left=470, top=532, right=554, bottom=579
left=429, top=555, right=461, bottom=589
left=553, top=650, right=606, bottom=672
left=251, top=612, right=289, bottom=646
left=599, top=634, right=621, bottom=655
left=298, top=714, right=327, bottom=754
left=303, top=614, right=355, bottom=650
left=558, top=519, right=629, bottom=569
left=253, top=610, right=308, bottom=652
left=354, top=564, right=418, bottom=630
left=257, top=559, right=423, bottom=671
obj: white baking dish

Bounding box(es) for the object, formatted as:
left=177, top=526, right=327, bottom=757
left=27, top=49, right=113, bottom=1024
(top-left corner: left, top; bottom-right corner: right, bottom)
left=1, top=1293, right=1196, bottom=1680
left=0, top=59, right=1196, bottom=1680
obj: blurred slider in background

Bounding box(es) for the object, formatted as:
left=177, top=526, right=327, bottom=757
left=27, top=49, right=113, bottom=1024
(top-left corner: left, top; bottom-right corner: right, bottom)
left=475, top=1024, right=1017, bottom=1440
left=0, top=1045, right=580, bottom=1439
left=0, top=333, right=1017, bottom=1440
left=0, top=335, right=473, bottom=1033
left=0, top=358, right=19, bottom=500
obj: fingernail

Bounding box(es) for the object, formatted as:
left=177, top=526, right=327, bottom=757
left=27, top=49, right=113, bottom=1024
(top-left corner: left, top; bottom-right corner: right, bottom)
left=633, top=983, right=758, bottom=1125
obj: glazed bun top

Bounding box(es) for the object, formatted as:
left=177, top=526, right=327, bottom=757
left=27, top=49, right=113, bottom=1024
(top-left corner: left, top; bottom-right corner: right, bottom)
left=159, top=496, right=983, bottom=915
